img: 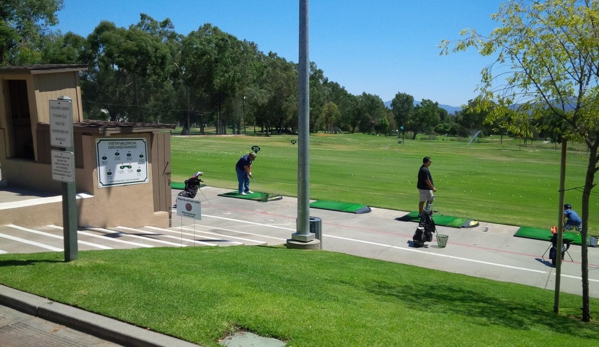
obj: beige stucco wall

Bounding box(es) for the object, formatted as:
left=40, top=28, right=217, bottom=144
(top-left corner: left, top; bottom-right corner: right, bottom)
left=0, top=131, right=168, bottom=228
left=1, top=70, right=83, bottom=162
left=0, top=67, right=169, bottom=229
left=77, top=133, right=168, bottom=228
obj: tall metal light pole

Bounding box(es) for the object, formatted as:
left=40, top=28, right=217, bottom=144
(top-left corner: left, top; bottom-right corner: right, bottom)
left=287, top=0, right=318, bottom=249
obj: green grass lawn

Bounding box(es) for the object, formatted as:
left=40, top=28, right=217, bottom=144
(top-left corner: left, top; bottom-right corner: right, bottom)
left=1, top=247, right=597, bottom=347
left=171, top=133, right=595, bottom=233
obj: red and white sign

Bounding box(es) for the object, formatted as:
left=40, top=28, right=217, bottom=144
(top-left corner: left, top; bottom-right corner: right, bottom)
left=176, top=196, right=201, bottom=220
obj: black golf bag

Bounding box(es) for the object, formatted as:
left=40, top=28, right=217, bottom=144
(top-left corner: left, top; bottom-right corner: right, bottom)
left=412, top=209, right=436, bottom=248
left=548, top=233, right=571, bottom=266
left=178, top=174, right=203, bottom=199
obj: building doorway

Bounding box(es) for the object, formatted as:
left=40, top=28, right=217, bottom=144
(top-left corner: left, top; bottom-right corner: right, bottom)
left=5, top=79, right=34, bottom=160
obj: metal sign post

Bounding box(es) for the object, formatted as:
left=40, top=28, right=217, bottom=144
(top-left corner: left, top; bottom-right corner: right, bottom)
left=50, top=96, right=78, bottom=261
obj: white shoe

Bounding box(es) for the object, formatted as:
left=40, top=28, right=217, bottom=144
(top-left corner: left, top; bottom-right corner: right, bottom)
left=240, top=192, right=247, bottom=196
left=246, top=190, right=254, bottom=194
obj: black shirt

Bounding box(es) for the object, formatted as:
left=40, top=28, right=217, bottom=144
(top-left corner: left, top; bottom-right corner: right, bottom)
left=417, top=165, right=433, bottom=190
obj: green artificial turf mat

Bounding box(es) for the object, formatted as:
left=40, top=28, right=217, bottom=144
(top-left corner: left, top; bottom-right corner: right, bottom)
left=396, top=211, right=420, bottom=222
left=396, top=212, right=478, bottom=228
left=514, top=226, right=585, bottom=245
left=309, top=200, right=371, bottom=214
left=218, top=191, right=281, bottom=202
left=171, top=181, right=206, bottom=189
left=446, top=218, right=479, bottom=228
left=431, top=215, right=459, bottom=226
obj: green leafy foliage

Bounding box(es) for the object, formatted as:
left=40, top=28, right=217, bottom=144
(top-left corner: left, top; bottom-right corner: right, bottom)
left=441, top=0, right=599, bottom=321
left=0, top=0, right=63, bottom=65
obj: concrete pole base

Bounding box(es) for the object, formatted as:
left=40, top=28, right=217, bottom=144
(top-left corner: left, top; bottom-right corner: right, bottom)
left=285, top=239, right=320, bottom=250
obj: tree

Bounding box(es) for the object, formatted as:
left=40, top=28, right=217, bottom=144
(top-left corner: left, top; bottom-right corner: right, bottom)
left=182, top=24, right=255, bottom=134
left=391, top=92, right=414, bottom=136
left=252, top=52, right=297, bottom=135
left=40, top=31, right=86, bottom=64
left=324, top=81, right=353, bottom=132
left=441, top=0, right=599, bottom=321
left=0, top=0, right=63, bottom=65
left=321, top=101, right=341, bottom=133
left=309, top=63, right=328, bottom=132
left=460, top=97, right=492, bottom=136
left=408, top=99, right=440, bottom=139
left=354, top=93, right=386, bottom=134
left=375, top=113, right=390, bottom=135
left=82, top=16, right=179, bottom=123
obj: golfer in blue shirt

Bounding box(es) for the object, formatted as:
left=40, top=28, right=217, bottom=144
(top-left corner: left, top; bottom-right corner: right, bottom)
left=564, top=203, right=582, bottom=230
left=235, top=152, right=256, bottom=195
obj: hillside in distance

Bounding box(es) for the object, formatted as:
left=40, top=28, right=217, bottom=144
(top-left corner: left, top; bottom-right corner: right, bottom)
left=384, top=100, right=462, bottom=114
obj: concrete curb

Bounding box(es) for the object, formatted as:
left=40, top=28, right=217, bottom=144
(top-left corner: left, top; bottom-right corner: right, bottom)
left=0, top=284, right=201, bottom=347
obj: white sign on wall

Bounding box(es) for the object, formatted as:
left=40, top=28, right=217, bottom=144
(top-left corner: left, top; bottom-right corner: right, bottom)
left=51, top=150, right=75, bottom=183
left=176, top=196, right=201, bottom=220
left=49, top=99, right=73, bottom=148
left=96, top=138, right=148, bottom=187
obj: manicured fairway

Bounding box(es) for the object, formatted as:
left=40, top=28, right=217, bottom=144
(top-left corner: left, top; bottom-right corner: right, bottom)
left=171, top=133, right=595, bottom=233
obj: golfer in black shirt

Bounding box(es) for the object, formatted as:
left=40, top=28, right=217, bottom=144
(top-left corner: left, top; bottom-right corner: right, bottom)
left=417, top=156, right=436, bottom=215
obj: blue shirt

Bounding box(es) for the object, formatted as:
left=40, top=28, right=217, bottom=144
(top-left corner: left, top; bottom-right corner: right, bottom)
left=235, top=155, right=253, bottom=170
left=564, top=209, right=582, bottom=225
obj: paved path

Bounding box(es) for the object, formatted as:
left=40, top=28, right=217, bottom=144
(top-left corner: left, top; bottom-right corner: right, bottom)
left=1, top=186, right=598, bottom=299
left=0, top=304, right=120, bottom=347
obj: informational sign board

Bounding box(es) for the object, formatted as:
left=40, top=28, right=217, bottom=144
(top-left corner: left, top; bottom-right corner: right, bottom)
left=49, top=99, right=73, bottom=148
left=96, top=138, right=148, bottom=187
left=51, top=150, right=75, bottom=183
left=176, top=196, right=201, bottom=220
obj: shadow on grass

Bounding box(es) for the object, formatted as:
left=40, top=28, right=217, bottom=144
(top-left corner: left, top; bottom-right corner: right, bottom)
left=367, top=282, right=599, bottom=338
left=0, top=259, right=63, bottom=267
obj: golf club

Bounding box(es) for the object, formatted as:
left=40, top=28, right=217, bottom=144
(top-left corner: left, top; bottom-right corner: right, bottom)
left=197, top=185, right=211, bottom=205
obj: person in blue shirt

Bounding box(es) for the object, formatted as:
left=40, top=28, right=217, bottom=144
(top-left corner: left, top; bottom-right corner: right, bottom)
left=235, top=152, right=256, bottom=195
left=564, top=203, right=582, bottom=230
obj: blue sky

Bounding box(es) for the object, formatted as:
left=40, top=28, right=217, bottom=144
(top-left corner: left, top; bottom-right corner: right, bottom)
left=54, top=0, right=505, bottom=107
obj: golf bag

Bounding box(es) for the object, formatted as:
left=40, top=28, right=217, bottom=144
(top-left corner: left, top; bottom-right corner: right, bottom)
left=548, top=233, right=571, bottom=266
left=412, top=209, right=436, bottom=248
left=178, top=172, right=203, bottom=199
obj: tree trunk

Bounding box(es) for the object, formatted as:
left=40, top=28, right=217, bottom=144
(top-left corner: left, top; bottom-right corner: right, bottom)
left=412, top=132, right=418, bottom=140
left=581, top=139, right=598, bottom=322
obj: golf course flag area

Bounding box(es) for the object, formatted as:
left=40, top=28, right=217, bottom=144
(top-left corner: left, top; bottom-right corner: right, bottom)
left=309, top=200, right=371, bottom=214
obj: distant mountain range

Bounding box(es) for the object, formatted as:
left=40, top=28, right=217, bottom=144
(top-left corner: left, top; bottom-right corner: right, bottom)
left=384, top=100, right=462, bottom=114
